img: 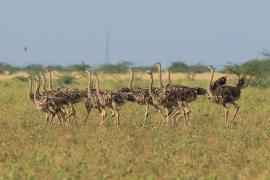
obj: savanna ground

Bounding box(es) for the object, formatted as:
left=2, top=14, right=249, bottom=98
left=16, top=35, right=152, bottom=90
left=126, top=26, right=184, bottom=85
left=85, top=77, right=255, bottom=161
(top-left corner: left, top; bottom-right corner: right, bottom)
left=0, top=73, right=270, bottom=179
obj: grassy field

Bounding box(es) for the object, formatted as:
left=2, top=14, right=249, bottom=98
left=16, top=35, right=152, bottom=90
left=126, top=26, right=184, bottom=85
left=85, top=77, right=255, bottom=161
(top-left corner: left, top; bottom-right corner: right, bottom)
left=0, top=76, right=270, bottom=179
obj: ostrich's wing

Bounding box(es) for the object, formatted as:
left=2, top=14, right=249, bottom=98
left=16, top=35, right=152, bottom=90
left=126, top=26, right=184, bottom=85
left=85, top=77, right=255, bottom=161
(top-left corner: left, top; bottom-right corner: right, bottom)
left=213, top=76, right=228, bottom=90
left=215, top=86, right=240, bottom=103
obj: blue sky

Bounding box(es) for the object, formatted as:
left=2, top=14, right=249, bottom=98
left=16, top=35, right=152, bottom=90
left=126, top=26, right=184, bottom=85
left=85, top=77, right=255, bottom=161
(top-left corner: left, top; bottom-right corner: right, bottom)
left=0, top=0, right=270, bottom=67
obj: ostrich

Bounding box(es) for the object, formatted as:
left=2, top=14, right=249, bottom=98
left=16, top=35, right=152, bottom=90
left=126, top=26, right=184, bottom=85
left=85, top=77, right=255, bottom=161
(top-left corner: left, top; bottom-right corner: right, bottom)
left=159, top=65, right=207, bottom=125
left=43, top=68, right=87, bottom=119
left=120, top=68, right=161, bottom=125
left=207, top=65, right=248, bottom=126
left=92, top=71, right=125, bottom=126
left=33, top=74, right=66, bottom=126
left=146, top=70, right=186, bottom=125
left=40, top=70, right=73, bottom=123
left=83, top=70, right=103, bottom=125
left=111, top=69, right=140, bottom=104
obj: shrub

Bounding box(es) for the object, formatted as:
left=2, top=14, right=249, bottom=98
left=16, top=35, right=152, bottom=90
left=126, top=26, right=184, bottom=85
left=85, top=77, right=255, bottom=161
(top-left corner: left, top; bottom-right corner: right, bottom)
left=57, top=76, right=75, bottom=85
left=97, top=61, right=133, bottom=73
left=169, top=61, right=190, bottom=72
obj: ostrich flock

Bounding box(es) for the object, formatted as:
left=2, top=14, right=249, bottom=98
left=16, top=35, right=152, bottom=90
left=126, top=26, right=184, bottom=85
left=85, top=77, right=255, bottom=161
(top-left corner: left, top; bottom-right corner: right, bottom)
left=26, top=63, right=248, bottom=128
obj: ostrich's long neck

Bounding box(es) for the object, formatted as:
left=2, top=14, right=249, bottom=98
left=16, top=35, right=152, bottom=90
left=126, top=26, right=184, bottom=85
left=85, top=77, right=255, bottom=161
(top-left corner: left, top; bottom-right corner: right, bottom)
left=48, top=70, right=53, bottom=90
left=208, top=68, right=214, bottom=94
left=27, top=78, right=34, bottom=102
left=90, top=72, right=93, bottom=89
left=148, top=74, right=156, bottom=103
left=158, top=65, right=163, bottom=88
left=167, top=71, right=171, bottom=84
left=94, top=75, right=103, bottom=105
left=128, top=71, right=134, bottom=91
left=41, top=72, right=47, bottom=92
left=87, top=73, right=92, bottom=97
left=34, top=77, right=41, bottom=102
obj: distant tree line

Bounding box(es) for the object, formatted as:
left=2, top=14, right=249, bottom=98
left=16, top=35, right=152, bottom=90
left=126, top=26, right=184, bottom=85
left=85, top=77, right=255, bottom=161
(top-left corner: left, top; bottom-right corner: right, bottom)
left=1, top=55, right=270, bottom=87
left=0, top=60, right=210, bottom=74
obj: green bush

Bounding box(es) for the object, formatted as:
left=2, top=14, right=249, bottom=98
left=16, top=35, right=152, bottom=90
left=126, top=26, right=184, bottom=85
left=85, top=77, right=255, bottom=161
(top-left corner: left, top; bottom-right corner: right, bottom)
left=0, top=62, right=20, bottom=74
left=223, top=58, right=270, bottom=88
left=169, top=61, right=190, bottom=72
left=97, top=61, right=133, bottom=73
left=24, top=64, right=44, bottom=75
left=13, top=76, right=28, bottom=82
left=57, top=76, right=75, bottom=85
left=248, top=77, right=270, bottom=88
left=67, top=62, right=91, bottom=72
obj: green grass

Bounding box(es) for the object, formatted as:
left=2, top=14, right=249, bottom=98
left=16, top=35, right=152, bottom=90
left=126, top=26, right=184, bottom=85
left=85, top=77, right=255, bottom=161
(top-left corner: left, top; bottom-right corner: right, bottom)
left=0, top=79, right=270, bottom=179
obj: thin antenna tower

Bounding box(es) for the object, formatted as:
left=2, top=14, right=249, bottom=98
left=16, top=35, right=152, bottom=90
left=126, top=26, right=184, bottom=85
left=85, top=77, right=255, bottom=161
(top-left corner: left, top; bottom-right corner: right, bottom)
left=105, top=30, right=110, bottom=63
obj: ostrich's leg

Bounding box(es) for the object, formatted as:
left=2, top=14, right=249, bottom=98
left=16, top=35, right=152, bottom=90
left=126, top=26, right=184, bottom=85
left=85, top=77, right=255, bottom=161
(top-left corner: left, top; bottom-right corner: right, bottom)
left=178, top=102, right=188, bottom=129
left=174, top=103, right=190, bottom=121
left=170, top=108, right=180, bottom=124
left=100, top=108, right=107, bottom=125
left=43, top=113, right=50, bottom=126
left=164, top=108, right=174, bottom=125
left=56, top=113, right=63, bottom=126
left=164, top=108, right=170, bottom=124
left=143, top=104, right=150, bottom=126
left=66, top=103, right=76, bottom=119
left=112, top=101, right=120, bottom=126
left=49, top=113, right=56, bottom=124
left=105, top=108, right=115, bottom=121
left=84, top=109, right=91, bottom=125
left=169, top=108, right=179, bottom=118
left=115, top=109, right=120, bottom=126
left=223, top=104, right=229, bottom=126
left=170, top=107, right=185, bottom=123
left=232, top=102, right=240, bottom=123
left=98, top=107, right=104, bottom=122
left=59, top=108, right=68, bottom=127
left=153, top=105, right=165, bottom=117
left=173, top=103, right=188, bottom=123
left=184, top=103, right=191, bottom=126
left=184, top=103, right=191, bottom=120
left=70, top=103, right=78, bottom=126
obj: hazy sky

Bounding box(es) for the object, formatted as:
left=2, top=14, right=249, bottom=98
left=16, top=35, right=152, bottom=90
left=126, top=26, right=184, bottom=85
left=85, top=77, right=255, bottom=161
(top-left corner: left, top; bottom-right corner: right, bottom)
left=0, top=0, right=270, bottom=67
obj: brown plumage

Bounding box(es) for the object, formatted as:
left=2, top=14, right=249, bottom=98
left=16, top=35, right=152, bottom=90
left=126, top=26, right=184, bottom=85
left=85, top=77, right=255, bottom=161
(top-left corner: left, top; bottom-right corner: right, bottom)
left=118, top=68, right=160, bottom=125
left=159, top=66, right=206, bottom=127
left=207, top=65, right=248, bottom=126
left=92, top=71, right=125, bottom=126
left=84, top=70, right=103, bottom=125
left=146, top=70, right=186, bottom=125
left=43, top=68, right=87, bottom=120
left=33, top=74, right=66, bottom=126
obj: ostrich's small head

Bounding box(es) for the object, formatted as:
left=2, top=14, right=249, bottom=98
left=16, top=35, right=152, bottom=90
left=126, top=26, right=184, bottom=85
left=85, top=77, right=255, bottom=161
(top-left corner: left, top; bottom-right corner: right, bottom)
left=208, top=65, right=213, bottom=69
left=92, top=71, right=98, bottom=76
left=127, top=67, right=133, bottom=72
left=154, top=62, right=161, bottom=67
left=43, top=68, right=49, bottom=72
left=84, top=70, right=91, bottom=74
left=146, top=70, right=152, bottom=75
